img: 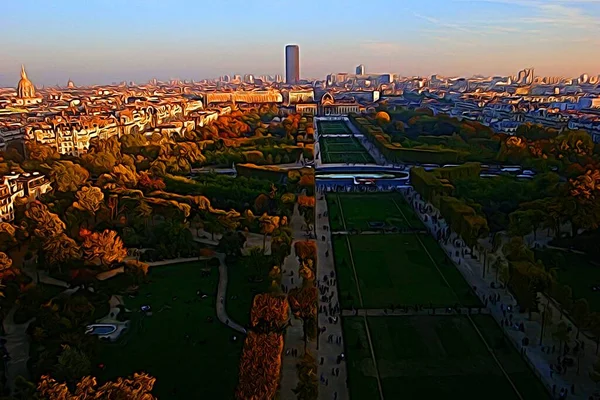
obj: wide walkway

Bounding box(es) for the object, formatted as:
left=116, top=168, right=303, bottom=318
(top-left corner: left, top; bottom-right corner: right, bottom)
left=342, top=307, right=491, bottom=317
left=315, top=193, right=350, bottom=400
left=280, top=205, right=318, bottom=400
left=406, top=188, right=595, bottom=400
left=2, top=307, right=34, bottom=393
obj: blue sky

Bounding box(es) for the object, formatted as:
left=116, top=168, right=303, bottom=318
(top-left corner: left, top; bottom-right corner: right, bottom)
left=1, top=0, right=599, bottom=86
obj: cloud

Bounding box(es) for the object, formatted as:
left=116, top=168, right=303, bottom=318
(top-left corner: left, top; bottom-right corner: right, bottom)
left=413, top=12, right=476, bottom=33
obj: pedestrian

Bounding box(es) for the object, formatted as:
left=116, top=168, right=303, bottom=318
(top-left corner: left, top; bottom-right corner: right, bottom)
left=571, top=383, right=575, bottom=394
left=320, top=357, right=324, bottom=365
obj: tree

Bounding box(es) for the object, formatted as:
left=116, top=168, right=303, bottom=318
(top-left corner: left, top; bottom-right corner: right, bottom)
left=81, top=229, right=127, bottom=269
left=218, top=232, right=246, bottom=257
left=135, top=200, right=154, bottom=229
left=259, top=213, right=280, bottom=251
left=26, top=140, right=60, bottom=162
left=552, top=321, right=571, bottom=354
left=0, top=252, right=18, bottom=281
left=293, top=351, right=318, bottom=400
left=81, top=151, right=117, bottom=176
left=288, top=285, right=318, bottom=350
left=25, top=201, right=66, bottom=239
left=204, top=214, right=224, bottom=241
left=572, top=298, right=590, bottom=339
left=254, top=193, right=271, bottom=214
left=502, top=236, right=534, bottom=263
left=246, top=246, right=266, bottom=280
left=493, top=257, right=509, bottom=286
left=0, top=222, right=17, bottom=252
left=42, top=233, right=81, bottom=271
left=48, top=161, right=90, bottom=192
left=53, top=345, right=92, bottom=384
left=72, top=186, right=104, bottom=214
left=36, top=372, right=157, bottom=399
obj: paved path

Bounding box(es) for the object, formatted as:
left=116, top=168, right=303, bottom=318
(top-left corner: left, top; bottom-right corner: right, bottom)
left=406, top=188, right=595, bottom=399
left=2, top=307, right=34, bottom=393
left=315, top=193, right=351, bottom=400
left=22, top=264, right=69, bottom=288
left=341, top=308, right=491, bottom=317
left=280, top=204, right=318, bottom=400
left=215, top=253, right=247, bottom=335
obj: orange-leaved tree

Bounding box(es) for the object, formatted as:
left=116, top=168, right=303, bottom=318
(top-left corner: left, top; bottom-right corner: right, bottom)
left=36, top=372, right=157, bottom=399
left=294, top=241, right=317, bottom=262
left=250, top=293, right=288, bottom=333
left=81, top=229, right=127, bottom=269
left=236, top=332, right=283, bottom=400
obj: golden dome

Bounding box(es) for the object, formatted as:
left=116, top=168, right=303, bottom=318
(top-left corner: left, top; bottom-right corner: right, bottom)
left=17, top=65, right=36, bottom=98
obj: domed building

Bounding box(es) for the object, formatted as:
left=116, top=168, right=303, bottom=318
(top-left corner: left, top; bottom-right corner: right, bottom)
left=15, top=65, right=42, bottom=106
left=67, top=78, right=75, bottom=89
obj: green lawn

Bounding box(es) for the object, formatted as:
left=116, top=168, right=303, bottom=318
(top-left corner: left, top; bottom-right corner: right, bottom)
left=317, top=121, right=351, bottom=134
left=366, top=316, right=549, bottom=400
left=319, top=135, right=374, bottom=164
left=471, top=315, right=551, bottom=400
left=332, top=235, right=360, bottom=309
left=327, top=193, right=424, bottom=232
left=336, top=234, right=479, bottom=308
left=535, top=249, right=600, bottom=313
left=95, top=259, right=267, bottom=400
left=342, top=317, right=381, bottom=400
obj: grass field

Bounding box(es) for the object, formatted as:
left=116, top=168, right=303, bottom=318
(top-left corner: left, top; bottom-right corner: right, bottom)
left=329, top=191, right=550, bottom=400
left=95, top=260, right=269, bottom=400
left=343, top=315, right=549, bottom=400
left=319, top=135, right=374, bottom=164
left=334, top=233, right=480, bottom=309
left=327, top=192, right=423, bottom=232
left=342, top=318, right=381, bottom=400
left=317, top=120, right=351, bottom=134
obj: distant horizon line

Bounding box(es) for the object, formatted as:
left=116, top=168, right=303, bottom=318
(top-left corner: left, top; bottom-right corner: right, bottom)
left=1, top=69, right=599, bottom=88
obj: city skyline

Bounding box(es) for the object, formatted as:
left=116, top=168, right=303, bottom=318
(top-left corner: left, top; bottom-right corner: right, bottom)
left=2, top=0, right=600, bottom=86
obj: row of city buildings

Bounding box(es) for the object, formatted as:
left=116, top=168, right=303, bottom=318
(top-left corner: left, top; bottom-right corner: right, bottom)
left=0, top=66, right=383, bottom=156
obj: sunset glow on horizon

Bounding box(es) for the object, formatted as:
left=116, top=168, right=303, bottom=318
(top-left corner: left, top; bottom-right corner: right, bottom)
left=1, top=0, right=599, bottom=86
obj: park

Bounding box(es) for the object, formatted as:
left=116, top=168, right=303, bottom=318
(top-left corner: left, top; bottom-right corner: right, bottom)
left=324, top=190, right=551, bottom=399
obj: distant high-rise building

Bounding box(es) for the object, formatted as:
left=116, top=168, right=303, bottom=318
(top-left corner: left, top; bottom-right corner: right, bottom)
left=285, top=45, right=300, bottom=84
left=356, top=64, right=365, bottom=75
left=516, top=68, right=534, bottom=85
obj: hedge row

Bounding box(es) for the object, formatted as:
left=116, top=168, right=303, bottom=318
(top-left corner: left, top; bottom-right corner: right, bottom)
left=348, top=114, right=459, bottom=164
left=411, top=166, right=489, bottom=247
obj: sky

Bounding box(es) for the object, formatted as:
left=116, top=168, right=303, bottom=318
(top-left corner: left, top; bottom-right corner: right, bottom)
left=1, top=0, right=599, bottom=86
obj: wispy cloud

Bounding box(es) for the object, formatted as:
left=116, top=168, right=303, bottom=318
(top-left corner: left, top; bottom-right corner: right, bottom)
left=413, top=12, right=476, bottom=33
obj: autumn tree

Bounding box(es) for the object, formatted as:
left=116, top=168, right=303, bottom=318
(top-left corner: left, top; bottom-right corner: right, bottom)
left=81, top=229, right=127, bottom=269
left=43, top=233, right=81, bottom=269
left=73, top=186, right=104, bottom=214
left=0, top=252, right=18, bottom=281
left=48, top=161, right=90, bottom=192
left=288, top=285, right=318, bottom=348
left=259, top=213, right=280, bottom=251
left=26, top=140, right=60, bottom=162
left=25, top=201, right=66, bottom=239
left=36, top=372, right=157, bottom=399
left=53, top=344, right=92, bottom=384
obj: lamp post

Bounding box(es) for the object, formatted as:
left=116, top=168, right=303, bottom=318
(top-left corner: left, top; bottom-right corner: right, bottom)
left=539, top=303, right=547, bottom=346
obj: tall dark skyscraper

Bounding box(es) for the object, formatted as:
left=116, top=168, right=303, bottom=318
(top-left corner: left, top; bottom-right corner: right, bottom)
left=285, top=45, right=300, bottom=84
